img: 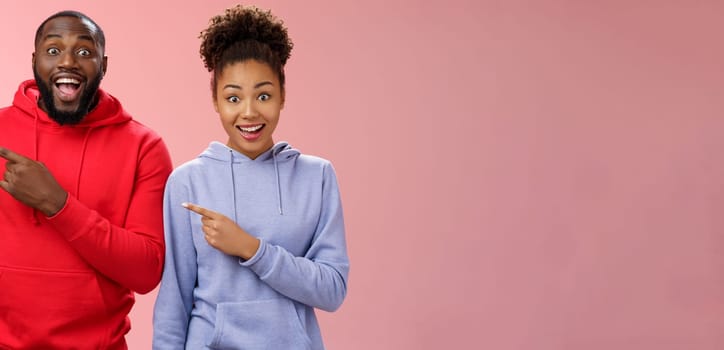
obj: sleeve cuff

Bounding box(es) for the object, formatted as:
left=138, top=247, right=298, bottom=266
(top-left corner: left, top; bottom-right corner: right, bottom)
left=239, top=238, right=266, bottom=267
left=45, top=194, right=70, bottom=219
left=45, top=195, right=94, bottom=241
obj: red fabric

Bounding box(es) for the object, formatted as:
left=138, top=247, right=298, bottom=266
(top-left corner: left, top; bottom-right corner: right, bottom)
left=0, top=80, right=172, bottom=349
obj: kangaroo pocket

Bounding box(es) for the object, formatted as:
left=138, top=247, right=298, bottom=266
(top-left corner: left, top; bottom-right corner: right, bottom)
left=208, top=298, right=312, bottom=350
left=0, top=266, right=109, bottom=348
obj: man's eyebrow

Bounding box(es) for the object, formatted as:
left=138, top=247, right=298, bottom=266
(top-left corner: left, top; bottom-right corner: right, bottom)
left=41, top=33, right=96, bottom=42
left=78, top=34, right=95, bottom=42
left=42, top=33, right=62, bottom=41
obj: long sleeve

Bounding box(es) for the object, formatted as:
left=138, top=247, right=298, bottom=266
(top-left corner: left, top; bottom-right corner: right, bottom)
left=44, top=138, right=172, bottom=293
left=152, top=172, right=197, bottom=348
left=241, top=163, right=350, bottom=312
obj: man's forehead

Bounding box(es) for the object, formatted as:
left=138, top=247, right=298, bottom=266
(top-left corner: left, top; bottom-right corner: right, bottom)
left=40, top=16, right=99, bottom=42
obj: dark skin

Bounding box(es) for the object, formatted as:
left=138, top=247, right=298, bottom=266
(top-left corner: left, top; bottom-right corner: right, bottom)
left=0, top=16, right=106, bottom=216
left=0, top=148, right=66, bottom=216
left=34, top=16, right=107, bottom=118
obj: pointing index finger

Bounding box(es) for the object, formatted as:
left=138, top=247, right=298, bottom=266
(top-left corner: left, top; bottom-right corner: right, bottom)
left=182, top=202, right=219, bottom=218
left=0, top=147, right=27, bottom=163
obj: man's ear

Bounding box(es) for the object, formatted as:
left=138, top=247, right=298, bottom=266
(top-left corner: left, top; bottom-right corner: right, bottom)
left=31, top=52, right=35, bottom=70
left=280, top=90, right=285, bottom=110
left=102, top=56, right=108, bottom=76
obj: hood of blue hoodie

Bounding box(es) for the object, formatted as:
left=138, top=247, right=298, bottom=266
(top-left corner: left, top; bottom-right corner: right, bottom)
left=200, top=141, right=300, bottom=215
left=199, top=141, right=300, bottom=163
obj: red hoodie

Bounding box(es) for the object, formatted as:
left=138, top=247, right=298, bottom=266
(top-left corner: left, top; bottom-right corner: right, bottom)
left=0, top=80, right=172, bottom=349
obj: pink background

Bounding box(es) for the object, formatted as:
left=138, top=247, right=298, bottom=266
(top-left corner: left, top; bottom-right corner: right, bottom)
left=2, top=1, right=724, bottom=349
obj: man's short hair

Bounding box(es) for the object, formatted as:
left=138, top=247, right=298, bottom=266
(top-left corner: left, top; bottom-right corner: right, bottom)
left=34, top=10, right=105, bottom=50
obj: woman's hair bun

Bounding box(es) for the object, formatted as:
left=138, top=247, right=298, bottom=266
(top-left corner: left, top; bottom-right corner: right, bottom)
left=200, top=5, right=293, bottom=72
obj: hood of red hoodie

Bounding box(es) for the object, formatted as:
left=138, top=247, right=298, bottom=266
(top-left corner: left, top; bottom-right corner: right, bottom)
left=9, top=80, right=133, bottom=224
left=13, top=79, right=131, bottom=128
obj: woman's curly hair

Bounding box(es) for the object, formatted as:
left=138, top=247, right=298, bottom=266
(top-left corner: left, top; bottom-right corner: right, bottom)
left=199, top=5, right=293, bottom=95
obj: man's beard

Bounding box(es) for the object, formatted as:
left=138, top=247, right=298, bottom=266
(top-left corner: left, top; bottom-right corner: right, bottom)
left=33, top=69, right=103, bottom=126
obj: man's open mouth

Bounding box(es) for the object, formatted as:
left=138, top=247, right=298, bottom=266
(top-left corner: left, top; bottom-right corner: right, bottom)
left=54, top=77, right=82, bottom=102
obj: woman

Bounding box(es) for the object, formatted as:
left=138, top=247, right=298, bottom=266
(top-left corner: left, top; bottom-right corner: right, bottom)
left=152, top=5, right=349, bottom=349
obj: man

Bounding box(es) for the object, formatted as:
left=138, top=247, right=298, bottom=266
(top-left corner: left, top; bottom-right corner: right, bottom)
left=0, top=10, right=172, bottom=349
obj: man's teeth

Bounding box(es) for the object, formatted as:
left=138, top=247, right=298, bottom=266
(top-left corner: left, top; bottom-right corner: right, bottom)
left=239, top=125, right=263, bottom=132
left=55, top=78, right=80, bottom=85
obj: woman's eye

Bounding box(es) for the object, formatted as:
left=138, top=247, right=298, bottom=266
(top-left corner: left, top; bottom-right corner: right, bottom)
left=258, top=93, right=270, bottom=101
left=227, top=96, right=240, bottom=103
left=47, top=48, right=60, bottom=55
left=77, top=48, right=91, bottom=57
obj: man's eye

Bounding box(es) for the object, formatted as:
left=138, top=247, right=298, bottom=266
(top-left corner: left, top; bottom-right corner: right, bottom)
left=77, top=49, right=91, bottom=57
left=258, top=93, right=270, bottom=101
left=47, top=48, right=60, bottom=55
left=227, top=96, right=240, bottom=103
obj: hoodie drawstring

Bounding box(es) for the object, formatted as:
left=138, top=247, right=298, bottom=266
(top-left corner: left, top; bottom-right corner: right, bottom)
left=273, top=149, right=283, bottom=215
left=229, top=150, right=238, bottom=222
left=76, top=127, right=93, bottom=200
left=33, top=110, right=39, bottom=162
left=30, top=109, right=41, bottom=224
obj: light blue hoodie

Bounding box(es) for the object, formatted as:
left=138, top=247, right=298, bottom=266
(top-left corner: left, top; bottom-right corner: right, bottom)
left=152, top=141, right=349, bottom=350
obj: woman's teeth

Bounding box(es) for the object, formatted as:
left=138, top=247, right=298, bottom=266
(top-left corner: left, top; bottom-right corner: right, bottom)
left=238, top=125, right=263, bottom=132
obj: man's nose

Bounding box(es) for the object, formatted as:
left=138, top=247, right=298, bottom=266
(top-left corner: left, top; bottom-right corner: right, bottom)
left=57, top=51, right=78, bottom=68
